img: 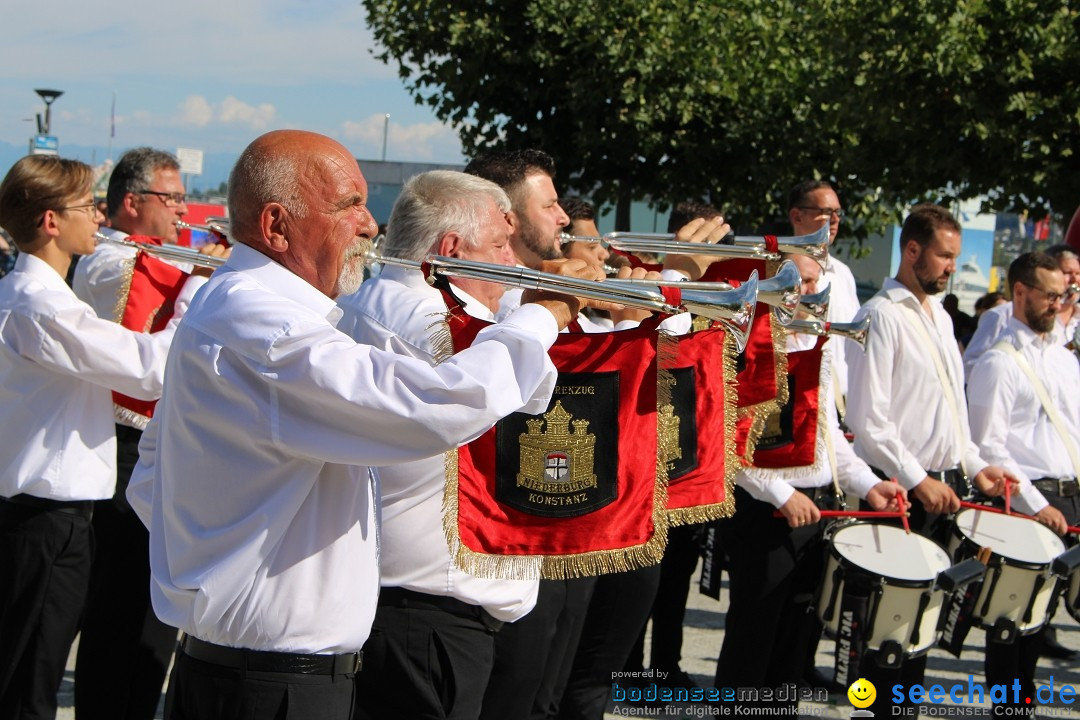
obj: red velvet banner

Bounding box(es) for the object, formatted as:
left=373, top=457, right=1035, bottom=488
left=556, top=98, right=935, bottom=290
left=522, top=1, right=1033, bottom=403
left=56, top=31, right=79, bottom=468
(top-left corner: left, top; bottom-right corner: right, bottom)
left=660, top=324, right=738, bottom=525
left=111, top=240, right=188, bottom=427
left=749, top=336, right=825, bottom=469
left=439, top=287, right=667, bottom=578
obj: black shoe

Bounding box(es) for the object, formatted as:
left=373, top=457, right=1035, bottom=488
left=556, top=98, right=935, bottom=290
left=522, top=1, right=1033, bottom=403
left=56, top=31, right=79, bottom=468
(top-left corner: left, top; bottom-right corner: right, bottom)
left=1042, top=628, right=1078, bottom=660
left=802, top=667, right=845, bottom=694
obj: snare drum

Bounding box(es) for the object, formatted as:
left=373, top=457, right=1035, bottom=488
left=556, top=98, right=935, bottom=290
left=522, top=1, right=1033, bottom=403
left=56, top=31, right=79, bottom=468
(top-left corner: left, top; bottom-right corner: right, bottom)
left=817, top=522, right=952, bottom=656
left=948, top=507, right=1065, bottom=638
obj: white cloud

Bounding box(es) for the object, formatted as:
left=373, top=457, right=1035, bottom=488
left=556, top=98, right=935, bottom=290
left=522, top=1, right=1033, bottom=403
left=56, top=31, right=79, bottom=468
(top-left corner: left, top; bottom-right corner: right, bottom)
left=341, top=114, right=460, bottom=161
left=178, top=96, right=214, bottom=128
left=167, top=95, right=276, bottom=131
left=218, top=96, right=276, bottom=130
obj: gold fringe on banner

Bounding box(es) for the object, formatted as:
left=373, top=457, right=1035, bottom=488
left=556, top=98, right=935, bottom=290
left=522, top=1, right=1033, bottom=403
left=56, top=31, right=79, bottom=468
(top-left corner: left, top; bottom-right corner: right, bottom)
left=736, top=308, right=791, bottom=465
left=111, top=256, right=137, bottom=324
left=427, top=312, right=455, bottom=366
left=665, top=331, right=740, bottom=526
left=112, top=404, right=150, bottom=430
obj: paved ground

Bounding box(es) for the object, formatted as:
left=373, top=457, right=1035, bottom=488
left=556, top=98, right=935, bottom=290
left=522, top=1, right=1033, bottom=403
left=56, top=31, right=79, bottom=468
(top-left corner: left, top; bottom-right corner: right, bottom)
left=55, top=569, right=1080, bottom=720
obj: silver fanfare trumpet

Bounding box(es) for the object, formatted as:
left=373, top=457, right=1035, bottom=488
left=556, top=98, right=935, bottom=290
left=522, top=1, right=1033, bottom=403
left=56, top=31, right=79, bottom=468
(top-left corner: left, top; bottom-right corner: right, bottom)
left=798, top=285, right=830, bottom=322
left=95, top=232, right=226, bottom=269
left=562, top=223, right=830, bottom=266
left=602, top=259, right=804, bottom=326
left=369, top=252, right=759, bottom=351
left=176, top=218, right=230, bottom=236
left=784, top=315, right=872, bottom=348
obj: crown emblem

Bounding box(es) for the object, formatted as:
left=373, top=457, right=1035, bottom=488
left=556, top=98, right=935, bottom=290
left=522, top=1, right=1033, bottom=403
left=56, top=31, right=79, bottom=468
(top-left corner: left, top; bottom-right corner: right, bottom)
left=517, top=401, right=597, bottom=494
left=659, top=403, right=682, bottom=469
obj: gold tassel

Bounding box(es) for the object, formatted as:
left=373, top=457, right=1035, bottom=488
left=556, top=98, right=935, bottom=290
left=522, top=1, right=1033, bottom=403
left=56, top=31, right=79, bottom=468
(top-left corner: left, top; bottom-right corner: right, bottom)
left=111, top=256, right=136, bottom=324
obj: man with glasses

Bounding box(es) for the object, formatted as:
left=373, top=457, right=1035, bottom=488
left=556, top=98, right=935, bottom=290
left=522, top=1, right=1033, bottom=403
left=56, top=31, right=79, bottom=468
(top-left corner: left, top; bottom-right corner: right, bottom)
left=72, top=147, right=225, bottom=720
left=967, top=251, right=1076, bottom=708
left=788, top=181, right=859, bottom=421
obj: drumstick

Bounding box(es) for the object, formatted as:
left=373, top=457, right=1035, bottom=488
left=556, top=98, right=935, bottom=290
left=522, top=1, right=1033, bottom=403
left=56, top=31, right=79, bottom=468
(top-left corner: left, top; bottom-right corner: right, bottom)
left=893, top=477, right=911, bottom=535
left=961, top=500, right=1080, bottom=535
left=1004, top=479, right=1012, bottom=516
left=771, top=510, right=909, bottom=520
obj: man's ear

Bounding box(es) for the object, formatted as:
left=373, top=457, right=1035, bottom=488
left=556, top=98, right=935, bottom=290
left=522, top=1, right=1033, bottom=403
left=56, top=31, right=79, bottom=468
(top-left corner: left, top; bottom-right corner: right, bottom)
left=260, top=204, right=290, bottom=253
left=120, top=192, right=140, bottom=221
left=438, top=231, right=464, bottom=258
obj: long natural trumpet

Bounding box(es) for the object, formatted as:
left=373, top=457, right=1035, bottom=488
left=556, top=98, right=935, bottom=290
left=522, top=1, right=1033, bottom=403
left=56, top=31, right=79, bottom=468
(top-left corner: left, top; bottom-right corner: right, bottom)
left=785, top=315, right=872, bottom=348
left=595, top=259, right=802, bottom=326
left=95, top=232, right=226, bottom=269
left=370, top=252, right=759, bottom=351
left=563, top=223, right=831, bottom=266
left=176, top=218, right=230, bottom=236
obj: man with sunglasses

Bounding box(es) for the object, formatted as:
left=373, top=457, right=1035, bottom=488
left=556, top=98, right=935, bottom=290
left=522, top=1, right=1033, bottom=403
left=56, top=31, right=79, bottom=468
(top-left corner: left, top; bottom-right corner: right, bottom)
left=72, top=147, right=226, bottom=720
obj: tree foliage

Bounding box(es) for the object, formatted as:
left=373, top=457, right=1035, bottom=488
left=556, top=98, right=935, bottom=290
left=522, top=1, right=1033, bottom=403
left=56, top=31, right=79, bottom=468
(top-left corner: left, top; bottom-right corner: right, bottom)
left=363, top=0, right=1080, bottom=235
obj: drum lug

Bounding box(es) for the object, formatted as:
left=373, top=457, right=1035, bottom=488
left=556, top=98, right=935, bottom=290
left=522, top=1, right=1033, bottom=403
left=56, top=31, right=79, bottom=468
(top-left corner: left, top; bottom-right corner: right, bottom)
left=989, top=617, right=1018, bottom=645
left=874, top=640, right=904, bottom=669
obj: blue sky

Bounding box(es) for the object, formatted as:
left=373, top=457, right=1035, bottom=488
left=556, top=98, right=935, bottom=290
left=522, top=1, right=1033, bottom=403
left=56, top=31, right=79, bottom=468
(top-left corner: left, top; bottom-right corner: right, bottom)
left=0, top=0, right=467, bottom=188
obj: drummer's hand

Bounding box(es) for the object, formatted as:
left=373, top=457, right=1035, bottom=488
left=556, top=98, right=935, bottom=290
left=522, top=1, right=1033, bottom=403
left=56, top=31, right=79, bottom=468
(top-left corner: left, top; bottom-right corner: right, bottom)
left=662, top=217, right=732, bottom=281
left=1034, top=505, right=1069, bottom=536
left=778, top=492, right=821, bottom=529
left=972, top=466, right=1017, bottom=498
left=865, top=481, right=908, bottom=512
left=912, top=476, right=961, bottom=515
left=610, top=266, right=662, bottom=324
left=191, top=242, right=230, bottom=277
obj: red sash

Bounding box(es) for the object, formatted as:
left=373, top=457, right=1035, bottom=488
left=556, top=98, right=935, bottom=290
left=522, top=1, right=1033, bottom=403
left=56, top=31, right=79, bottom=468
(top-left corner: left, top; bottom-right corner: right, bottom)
left=749, top=336, right=826, bottom=469
left=111, top=237, right=188, bottom=428
left=660, top=324, right=738, bottom=524
left=439, top=287, right=668, bottom=579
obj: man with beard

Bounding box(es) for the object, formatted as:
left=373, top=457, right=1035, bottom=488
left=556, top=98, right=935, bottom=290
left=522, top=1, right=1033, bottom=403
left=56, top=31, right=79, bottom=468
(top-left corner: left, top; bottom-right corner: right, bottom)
left=846, top=204, right=1015, bottom=715
left=967, top=251, right=1076, bottom=709
left=126, top=130, right=590, bottom=720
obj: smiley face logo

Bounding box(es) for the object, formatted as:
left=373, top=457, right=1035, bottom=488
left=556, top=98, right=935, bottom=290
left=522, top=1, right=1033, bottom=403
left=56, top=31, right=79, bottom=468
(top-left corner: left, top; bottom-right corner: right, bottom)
left=848, top=678, right=876, bottom=708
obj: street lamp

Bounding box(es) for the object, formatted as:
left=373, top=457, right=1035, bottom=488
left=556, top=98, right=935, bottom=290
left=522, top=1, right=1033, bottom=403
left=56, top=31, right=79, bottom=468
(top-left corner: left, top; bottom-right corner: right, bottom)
left=34, top=88, right=64, bottom=135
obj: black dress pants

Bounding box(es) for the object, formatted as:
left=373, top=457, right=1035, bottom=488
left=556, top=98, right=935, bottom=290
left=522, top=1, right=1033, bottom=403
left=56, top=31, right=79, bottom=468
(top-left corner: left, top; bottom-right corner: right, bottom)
left=0, top=500, right=93, bottom=720
left=480, top=577, right=596, bottom=720
left=715, top=487, right=830, bottom=712
left=556, top=564, right=663, bottom=720
left=354, top=594, right=499, bottom=720
left=165, top=649, right=355, bottom=720
left=75, top=426, right=177, bottom=720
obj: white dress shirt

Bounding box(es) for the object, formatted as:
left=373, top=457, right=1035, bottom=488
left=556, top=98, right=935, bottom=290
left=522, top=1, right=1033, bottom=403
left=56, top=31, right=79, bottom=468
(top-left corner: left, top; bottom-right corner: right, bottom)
left=0, top=253, right=181, bottom=500
left=73, top=227, right=205, bottom=427
left=821, top=255, right=861, bottom=398
left=335, top=265, right=540, bottom=622
left=964, top=300, right=1078, bottom=376
left=738, top=333, right=880, bottom=508
left=847, top=278, right=989, bottom=490
left=968, top=316, right=1080, bottom=514
left=128, top=243, right=560, bottom=654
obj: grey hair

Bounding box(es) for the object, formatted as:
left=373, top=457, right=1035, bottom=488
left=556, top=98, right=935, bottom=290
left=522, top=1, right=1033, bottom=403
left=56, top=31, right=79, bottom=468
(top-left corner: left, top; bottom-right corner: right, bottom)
left=106, top=147, right=180, bottom=217
left=383, top=170, right=511, bottom=261
left=227, top=142, right=308, bottom=246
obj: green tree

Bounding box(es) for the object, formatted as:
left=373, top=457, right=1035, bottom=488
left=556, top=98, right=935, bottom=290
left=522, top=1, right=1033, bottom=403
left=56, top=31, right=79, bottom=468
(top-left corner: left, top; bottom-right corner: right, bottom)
left=363, top=0, right=1079, bottom=234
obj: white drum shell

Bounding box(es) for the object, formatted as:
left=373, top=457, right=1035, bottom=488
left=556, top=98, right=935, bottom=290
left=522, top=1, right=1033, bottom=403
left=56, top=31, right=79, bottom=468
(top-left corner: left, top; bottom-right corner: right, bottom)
left=817, top=523, right=950, bottom=656
left=948, top=508, right=1065, bottom=634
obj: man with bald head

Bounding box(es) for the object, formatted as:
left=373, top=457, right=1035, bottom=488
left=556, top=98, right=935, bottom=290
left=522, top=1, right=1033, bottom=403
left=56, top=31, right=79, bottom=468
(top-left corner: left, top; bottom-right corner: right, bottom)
left=127, top=130, right=588, bottom=720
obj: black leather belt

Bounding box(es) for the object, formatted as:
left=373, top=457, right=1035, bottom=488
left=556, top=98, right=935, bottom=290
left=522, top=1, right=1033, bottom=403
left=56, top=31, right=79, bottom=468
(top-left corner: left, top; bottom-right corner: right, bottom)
left=0, top=494, right=94, bottom=519
left=926, top=468, right=970, bottom=495
left=1033, top=477, right=1079, bottom=497
left=179, top=635, right=361, bottom=675
left=795, top=485, right=839, bottom=508
left=378, top=586, right=505, bottom=632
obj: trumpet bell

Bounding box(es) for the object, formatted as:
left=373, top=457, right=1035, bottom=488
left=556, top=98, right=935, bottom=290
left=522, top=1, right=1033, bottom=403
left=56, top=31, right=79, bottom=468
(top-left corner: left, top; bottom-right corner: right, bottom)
left=756, top=260, right=801, bottom=326
left=744, top=223, right=830, bottom=267
left=785, top=314, right=872, bottom=348
left=798, top=285, right=830, bottom=322
left=676, top=271, right=759, bottom=352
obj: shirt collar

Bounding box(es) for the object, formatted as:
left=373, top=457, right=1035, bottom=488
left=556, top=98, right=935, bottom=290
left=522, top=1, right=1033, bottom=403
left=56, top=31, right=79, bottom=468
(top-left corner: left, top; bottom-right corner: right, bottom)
left=15, top=253, right=76, bottom=295
left=1004, top=314, right=1050, bottom=350
left=225, top=243, right=341, bottom=323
